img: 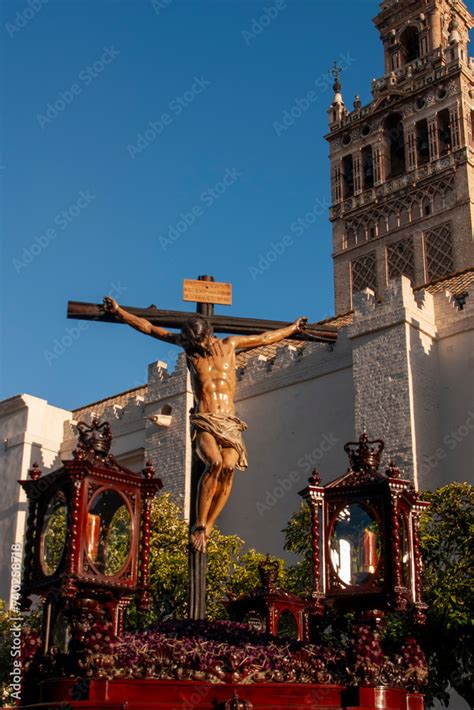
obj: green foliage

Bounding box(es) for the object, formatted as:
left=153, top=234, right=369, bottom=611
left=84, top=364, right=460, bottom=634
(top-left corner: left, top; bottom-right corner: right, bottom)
left=42, top=499, right=67, bottom=574
left=283, top=502, right=311, bottom=558
left=103, top=506, right=132, bottom=576
left=226, top=549, right=286, bottom=599
left=125, top=494, right=285, bottom=629
left=282, top=502, right=312, bottom=595
left=420, top=483, right=473, bottom=628
left=419, top=482, right=474, bottom=708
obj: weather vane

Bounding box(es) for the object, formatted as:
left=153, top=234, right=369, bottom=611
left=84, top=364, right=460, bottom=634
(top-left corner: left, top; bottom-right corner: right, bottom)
left=331, top=61, right=343, bottom=92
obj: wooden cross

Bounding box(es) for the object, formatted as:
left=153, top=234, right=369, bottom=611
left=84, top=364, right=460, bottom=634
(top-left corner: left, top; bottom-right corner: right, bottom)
left=67, top=275, right=337, bottom=619
left=67, top=276, right=337, bottom=343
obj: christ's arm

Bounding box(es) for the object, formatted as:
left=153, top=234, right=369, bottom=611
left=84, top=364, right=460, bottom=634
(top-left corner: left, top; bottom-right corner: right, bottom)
left=226, top=317, right=308, bottom=351
left=102, top=297, right=179, bottom=345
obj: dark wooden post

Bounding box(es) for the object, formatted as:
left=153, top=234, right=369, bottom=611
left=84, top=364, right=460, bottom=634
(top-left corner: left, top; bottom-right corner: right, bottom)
left=188, top=275, right=214, bottom=620
left=412, top=500, right=428, bottom=625
left=19, top=464, right=42, bottom=610
left=389, top=486, right=405, bottom=612
left=308, top=471, right=325, bottom=618
left=138, top=462, right=157, bottom=611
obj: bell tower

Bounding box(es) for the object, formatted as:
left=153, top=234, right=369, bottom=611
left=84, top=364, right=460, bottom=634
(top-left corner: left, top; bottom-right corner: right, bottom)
left=327, top=0, right=474, bottom=314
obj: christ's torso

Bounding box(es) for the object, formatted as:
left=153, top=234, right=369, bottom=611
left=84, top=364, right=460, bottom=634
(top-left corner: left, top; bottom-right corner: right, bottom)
left=187, top=338, right=237, bottom=415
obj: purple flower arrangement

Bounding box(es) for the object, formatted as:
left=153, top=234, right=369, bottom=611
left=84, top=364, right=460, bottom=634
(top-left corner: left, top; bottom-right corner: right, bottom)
left=350, top=624, right=386, bottom=683
left=398, top=637, right=428, bottom=691
left=347, top=625, right=428, bottom=690
left=83, top=620, right=345, bottom=685
left=23, top=618, right=427, bottom=692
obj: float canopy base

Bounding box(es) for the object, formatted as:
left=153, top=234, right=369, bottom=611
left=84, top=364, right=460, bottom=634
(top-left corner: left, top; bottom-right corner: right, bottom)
left=10, top=679, right=424, bottom=709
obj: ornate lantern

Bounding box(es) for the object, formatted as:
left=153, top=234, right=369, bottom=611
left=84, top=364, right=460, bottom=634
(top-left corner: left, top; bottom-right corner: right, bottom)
left=225, top=556, right=307, bottom=641
left=300, top=433, right=428, bottom=622
left=19, top=418, right=162, bottom=651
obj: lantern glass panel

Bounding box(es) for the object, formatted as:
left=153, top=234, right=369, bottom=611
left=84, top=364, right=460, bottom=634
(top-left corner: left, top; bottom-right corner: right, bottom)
left=41, top=491, right=68, bottom=576
left=330, top=504, right=380, bottom=586
left=277, top=610, right=298, bottom=639
left=86, top=489, right=132, bottom=576
left=399, top=514, right=410, bottom=587
left=52, top=610, right=70, bottom=653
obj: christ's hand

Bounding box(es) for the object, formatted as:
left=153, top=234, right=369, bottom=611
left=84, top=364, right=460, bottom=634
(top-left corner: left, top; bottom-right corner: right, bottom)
left=294, top=317, right=308, bottom=333
left=103, top=296, right=120, bottom=313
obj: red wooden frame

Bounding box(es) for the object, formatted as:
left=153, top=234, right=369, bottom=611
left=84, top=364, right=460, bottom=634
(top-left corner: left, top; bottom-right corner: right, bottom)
left=19, top=450, right=162, bottom=644
left=6, top=678, right=424, bottom=709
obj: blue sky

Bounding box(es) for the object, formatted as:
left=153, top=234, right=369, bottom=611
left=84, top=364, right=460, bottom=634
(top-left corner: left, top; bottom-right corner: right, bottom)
left=2, top=0, right=384, bottom=410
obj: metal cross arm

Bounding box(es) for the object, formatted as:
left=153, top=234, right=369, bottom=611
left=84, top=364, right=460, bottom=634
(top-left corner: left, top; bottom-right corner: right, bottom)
left=67, top=301, right=338, bottom=343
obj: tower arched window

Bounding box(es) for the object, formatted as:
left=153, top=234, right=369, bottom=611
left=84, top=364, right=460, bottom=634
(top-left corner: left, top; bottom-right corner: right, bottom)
left=384, top=113, right=406, bottom=178
left=400, top=26, right=421, bottom=64
left=361, top=146, right=374, bottom=189
left=437, top=109, right=452, bottom=155
left=416, top=119, right=430, bottom=165
left=342, top=155, right=354, bottom=198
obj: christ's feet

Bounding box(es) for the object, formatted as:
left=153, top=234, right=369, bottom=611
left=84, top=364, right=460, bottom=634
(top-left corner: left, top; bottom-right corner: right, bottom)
left=190, top=525, right=208, bottom=553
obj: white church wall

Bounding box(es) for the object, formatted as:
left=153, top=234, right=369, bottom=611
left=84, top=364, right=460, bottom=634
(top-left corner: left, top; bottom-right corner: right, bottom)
left=217, top=337, right=355, bottom=559
left=435, top=286, right=474, bottom=488
left=0, top=395, right=70, bottom=606
left=403, top=287, right=441, bottom=493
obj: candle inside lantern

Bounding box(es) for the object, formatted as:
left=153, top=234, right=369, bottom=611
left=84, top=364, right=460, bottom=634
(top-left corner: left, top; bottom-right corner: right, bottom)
left=86, top=513, right=100, bottom=561
left=361, top=528, right=377, bottom=573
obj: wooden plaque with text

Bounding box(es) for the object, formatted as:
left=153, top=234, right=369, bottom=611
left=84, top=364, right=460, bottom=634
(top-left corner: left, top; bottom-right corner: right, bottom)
left=183, top=279, right=232, bottom=306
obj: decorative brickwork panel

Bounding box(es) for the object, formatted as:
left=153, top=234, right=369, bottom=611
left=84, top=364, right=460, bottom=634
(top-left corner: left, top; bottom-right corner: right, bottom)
left=351, top=252, right=377, bottom=294
left=387, top=237, right=415, bottom=283
left=425, top=223, right=454, bottom=280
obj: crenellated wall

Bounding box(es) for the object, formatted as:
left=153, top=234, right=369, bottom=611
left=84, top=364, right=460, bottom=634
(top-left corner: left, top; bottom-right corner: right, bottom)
left=349, top=275, right=473, bottom=490
left=62, top=387, right=148, bottom=471
left=144, top=356, right=193, bottom=514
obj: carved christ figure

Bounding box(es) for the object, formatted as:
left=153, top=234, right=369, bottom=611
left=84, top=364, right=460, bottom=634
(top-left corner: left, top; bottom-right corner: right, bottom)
left=103, top=297, right=307, bottom=553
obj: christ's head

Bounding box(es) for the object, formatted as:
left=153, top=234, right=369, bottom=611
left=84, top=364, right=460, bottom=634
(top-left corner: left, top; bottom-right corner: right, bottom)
left=179, top=316, right=213, bottom=355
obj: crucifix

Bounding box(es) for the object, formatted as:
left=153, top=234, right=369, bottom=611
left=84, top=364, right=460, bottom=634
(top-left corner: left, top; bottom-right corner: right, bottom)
left=67, top=275, right=337, bottom=619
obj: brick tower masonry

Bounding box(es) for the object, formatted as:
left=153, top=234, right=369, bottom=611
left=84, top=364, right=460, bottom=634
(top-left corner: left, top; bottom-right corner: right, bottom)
left=328, top=0, right=474, bottom=314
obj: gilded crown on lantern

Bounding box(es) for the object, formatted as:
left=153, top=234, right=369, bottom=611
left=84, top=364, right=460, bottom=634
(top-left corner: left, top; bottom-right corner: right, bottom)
left=344, top=431, right=384, bottom=473
left=75, top=418, right=113, bottom=458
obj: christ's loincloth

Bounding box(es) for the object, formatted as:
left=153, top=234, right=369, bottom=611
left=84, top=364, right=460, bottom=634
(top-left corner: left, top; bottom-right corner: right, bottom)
left=190, top=412, right=248, bottom=470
